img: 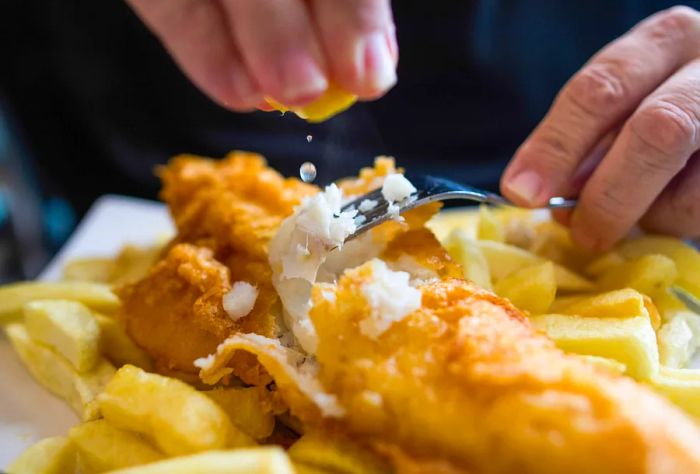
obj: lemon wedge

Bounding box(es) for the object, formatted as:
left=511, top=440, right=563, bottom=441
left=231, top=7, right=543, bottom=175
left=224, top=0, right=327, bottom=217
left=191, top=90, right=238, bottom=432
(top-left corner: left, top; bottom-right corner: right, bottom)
left=265, top=82, right=357, bottom=123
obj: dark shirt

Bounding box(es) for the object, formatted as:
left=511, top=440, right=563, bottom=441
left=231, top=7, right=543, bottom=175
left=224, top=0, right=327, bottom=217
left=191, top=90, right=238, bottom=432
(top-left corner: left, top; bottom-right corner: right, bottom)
left=0, top=0, right=697, bottom=267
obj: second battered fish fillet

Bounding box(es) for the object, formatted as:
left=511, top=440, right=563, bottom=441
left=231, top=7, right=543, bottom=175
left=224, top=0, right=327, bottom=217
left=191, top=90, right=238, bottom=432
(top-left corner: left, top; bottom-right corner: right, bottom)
left=304, top=262, right=700, bottom=473
left=117, top=243, right=272, bottom=383
left=119, top=152, right=315, bottom=377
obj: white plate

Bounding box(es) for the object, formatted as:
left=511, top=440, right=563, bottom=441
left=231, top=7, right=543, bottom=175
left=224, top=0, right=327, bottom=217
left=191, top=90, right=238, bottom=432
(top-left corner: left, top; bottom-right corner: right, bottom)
left=0, top=195, right=173, bottom=468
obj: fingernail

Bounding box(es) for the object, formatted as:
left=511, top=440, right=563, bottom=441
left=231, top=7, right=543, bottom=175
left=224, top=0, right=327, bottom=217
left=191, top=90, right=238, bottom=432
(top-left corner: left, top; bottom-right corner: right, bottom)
left=361, top=31, right=397, bottom=93
left=230, top=69, right=262, bottom=108
left=504, top=170, right=542, bottom=206
left=279, top=52, right=327, bottom=104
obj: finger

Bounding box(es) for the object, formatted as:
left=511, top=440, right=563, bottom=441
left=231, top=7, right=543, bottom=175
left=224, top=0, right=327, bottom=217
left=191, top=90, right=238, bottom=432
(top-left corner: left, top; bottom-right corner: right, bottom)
left=126, top=0, right=261, bottom=110
left=570, top=58, right=700, bottom=250
left=641, top=152, right=700, bottom=238
left=310, top=0, right=397, bottom=99
left=551, top=129, right=617, bottom=226
left=501, top=6, right=700, bottom=206
left=221, top=0, right=328, bottom=106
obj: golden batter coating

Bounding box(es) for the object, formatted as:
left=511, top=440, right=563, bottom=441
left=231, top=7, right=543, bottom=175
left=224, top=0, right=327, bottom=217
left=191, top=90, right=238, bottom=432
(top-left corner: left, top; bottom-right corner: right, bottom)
left=120, top=152, right=700, bottom=473
left=308, top=264, right=700, bottom=474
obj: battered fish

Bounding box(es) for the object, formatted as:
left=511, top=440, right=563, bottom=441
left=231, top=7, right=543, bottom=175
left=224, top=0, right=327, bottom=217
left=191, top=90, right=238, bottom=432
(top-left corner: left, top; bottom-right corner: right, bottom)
left=122, top=152, right=700, bottom=473
left=306, top=263, right=700, bottom=473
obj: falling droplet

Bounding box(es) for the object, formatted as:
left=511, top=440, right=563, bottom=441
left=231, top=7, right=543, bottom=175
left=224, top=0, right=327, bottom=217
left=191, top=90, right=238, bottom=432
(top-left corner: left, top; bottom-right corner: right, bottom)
left=299, top=162, right=317, bottom=183
left=306, top=134, right=313, bottom=143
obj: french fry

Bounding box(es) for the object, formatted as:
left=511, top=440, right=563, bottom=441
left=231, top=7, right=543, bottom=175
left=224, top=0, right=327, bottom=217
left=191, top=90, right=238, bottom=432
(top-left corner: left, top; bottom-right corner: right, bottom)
left=597, top=254, right=678, bottom=297
left=494, top=262, right=556, bottom=314
left=527, top=221, right=593, bottom=271
left=476, top=205, right=504, bottom=242
left=556, top=289, right=658, bottom=325
left=475, top=240, right=595, bottom=292
left=649, top=367, right=700, bottom=418
left=98, top=365, right=253, bottom=456
left=5, top=323, right=115, bottom=420
left=103, top=447, right=294, bottom=474
left=443, top=229, right=492, bottom=290
left=6, top=436, right=76, bottom=474
left=657, top=312, right=700, bottom=369
left=549, top=295, right=586, bottom=314
left=24, top=300, right=101, bottom=372
left=69, top=419, right=164, bottom=473
left=109, top=245, right=162, bottom=286
left=0, top=281, right=119, bottom=322
left=288, top=432, right=391, bottom=474
left=530, top=314, right=659, bottom=380
left=584, top=252, right=626, bottom=278
left=617, top=235, right=700, bottom=298
left=63, top=257, right=116, bottom=283
left=426, top=208, right=480, bottom=241
left=93, top=313, right=152, bottom=370
left=204, top=387, right=276, bottom=440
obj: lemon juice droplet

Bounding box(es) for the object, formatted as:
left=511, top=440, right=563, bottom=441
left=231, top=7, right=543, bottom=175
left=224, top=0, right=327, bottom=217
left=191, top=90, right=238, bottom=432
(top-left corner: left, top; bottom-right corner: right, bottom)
left=300, top=162, right=317, bottom=183
left=306, top=134, right=313, bottom=143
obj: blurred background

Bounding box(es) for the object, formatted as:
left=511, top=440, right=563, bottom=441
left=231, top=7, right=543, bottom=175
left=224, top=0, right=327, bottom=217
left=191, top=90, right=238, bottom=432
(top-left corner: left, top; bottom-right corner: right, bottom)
left=0, top=0, right=695, bottom=281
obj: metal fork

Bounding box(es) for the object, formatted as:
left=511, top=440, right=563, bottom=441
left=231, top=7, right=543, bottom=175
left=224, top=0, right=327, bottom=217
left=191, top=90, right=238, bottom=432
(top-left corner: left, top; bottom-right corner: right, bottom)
left=341, top=173, right=576, bottom=241
left=672, top=286, right=700, bottom=315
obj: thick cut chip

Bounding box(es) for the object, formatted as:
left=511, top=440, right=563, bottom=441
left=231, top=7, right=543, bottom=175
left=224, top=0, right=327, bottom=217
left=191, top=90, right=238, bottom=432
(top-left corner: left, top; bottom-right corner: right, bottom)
left=63, top=257, right=116, bottom=283
left=526, top=220, right=594, bottom=270
left=494, top=262, right=556, bottom=315
left=69, top=419, right=164, bottom=473
left=442, top=229, right=492, bottom=290
left=555, top=289, right=659, bottom=326
left=7, top=436, right=76, bottom=474
left=0, top=281, right=119, bottom=321
left=474, top=240, right=595, bottom=292
left=103, top=447, right=294, bottom=474
left=288, top=432, right=391, bottom=474
left=204, top=387, right=276, bottom=440
left=584, top=252, right=626, bottom=278
left=24, top=300, right=101, bottom=372
left=476, top=205, right=505, bottom=242
left=5, top=323, right=115, bottom=420
left=597, top=254, right=678, bottom=297
left=63, top=246, right=163, bottom=286
left=530, top=314, right=659, bottom=380
left=98, top=365, right=252, bottom=456
left=265, top=82, right=357, bottom=123
left=93, top=313, right=153, bottom=370
left=426, top=208, right=480, bottom=241
left=617, top=236, right=700, bottom=298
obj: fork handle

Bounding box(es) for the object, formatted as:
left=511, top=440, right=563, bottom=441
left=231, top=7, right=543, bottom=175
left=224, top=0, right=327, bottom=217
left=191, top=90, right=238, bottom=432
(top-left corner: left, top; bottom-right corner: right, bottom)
left=484, top=193, right=577, bottom=209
